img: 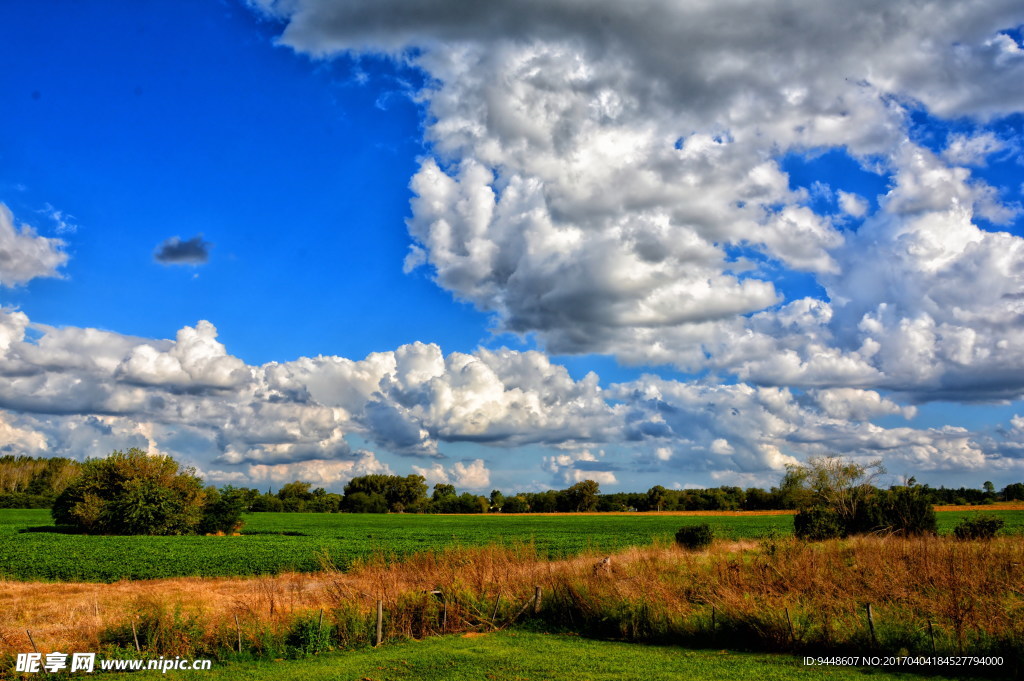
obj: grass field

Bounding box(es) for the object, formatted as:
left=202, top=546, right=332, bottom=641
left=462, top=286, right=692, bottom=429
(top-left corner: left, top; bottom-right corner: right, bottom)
left=97, top=631, right=995, bottom=681
left=1, top=507, right=1021, bottom=582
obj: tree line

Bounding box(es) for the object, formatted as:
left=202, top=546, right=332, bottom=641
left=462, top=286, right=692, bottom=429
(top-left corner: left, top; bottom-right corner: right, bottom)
left=4, top=453, right=1022, bottom=514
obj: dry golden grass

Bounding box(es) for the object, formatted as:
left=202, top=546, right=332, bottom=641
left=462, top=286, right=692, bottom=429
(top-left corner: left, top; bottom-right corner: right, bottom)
left=2, top=536, right=1021, bottom=658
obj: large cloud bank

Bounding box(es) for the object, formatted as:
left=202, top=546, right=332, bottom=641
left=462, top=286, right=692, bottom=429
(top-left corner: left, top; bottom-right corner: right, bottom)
left=252, top=0, right=1024, bottom=405
left=1, top=306, right=1021, bottom=489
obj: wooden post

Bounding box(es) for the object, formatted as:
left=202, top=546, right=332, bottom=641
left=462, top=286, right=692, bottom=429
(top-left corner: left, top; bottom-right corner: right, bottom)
left=711, top=606, right=716, bottom=640
left=785, top=607, right=795, bottom=644
left=317, top=608, right=324, bottom=651
left=533, top=586, right=542, bottom=615
left=491, top=593, right=501, bottom=622
left=234, top=614, right=242, bottom=653
left=866, top=603, right=877, bottom=647
left=131, top=619, right=141, bottom=652
left=375, top=599, right=383, bottom=647
left=26, top=630, right=38, bottom=654
left=927, top=618, right=936, bottom=654
left=442, top=597, right=448, bottom=633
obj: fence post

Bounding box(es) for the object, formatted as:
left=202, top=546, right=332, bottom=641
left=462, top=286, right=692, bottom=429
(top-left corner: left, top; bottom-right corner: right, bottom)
left=26, top=630, right=38, bottom=654
left=131, top=619, right=141, bottom=652
left=234, top=614, right=242, bottom=653
left=785, top=607, right=795, bottom=644
left=927, top=618, right=936, bottom=654
left=533, top=586, right=542, bottom=614
left=866, top=603, right=877, bottom=647
left=491, top=593, right=501, bottom=623
left=375, top=600, right=383, bottom=647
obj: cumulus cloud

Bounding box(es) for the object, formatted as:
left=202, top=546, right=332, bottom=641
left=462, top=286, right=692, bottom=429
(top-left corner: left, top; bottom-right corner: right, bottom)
left=413, top=458, right=491, bottom=489
left=837, top=191, right=869, bottom=218
left=943, top=131, right=1008, bottom=166
left=249, top=0, right=1024, bottom=407
left=154, top=235, right=212, bottom=265
left=0, top=203, right=67, bottom=286
left=543, top=448, right=619, bottom=486
left=1, top=305, right=1017, bottom=485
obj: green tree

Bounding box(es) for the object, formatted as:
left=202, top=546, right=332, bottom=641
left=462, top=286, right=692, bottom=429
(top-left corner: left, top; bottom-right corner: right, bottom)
left=563, top=480, right=600, bottom=512
left=52, top=449, right=218, bottom=535
left=432, top=483, right=457, bottom=500
left=1002, top=482, right=1024, bottom=501
left=646, top=485, right=668, bottom=512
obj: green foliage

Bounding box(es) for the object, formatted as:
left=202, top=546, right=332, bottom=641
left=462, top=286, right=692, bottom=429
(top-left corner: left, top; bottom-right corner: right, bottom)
left=674, top=523, right=713, bottom=550
left=787, top=456, right=937, bottom=539
left=953, top=514, right=1005, bottom=540
left=52, top=449, right=208, bottom=535
left=1003, top=482, right=1024, bottom=501
left=793, top=506, right=845, bottom=541
left=344, top=474, right=428, bottom=512
left=285, top=612, right=334, bottom=655
left=198, top=486, right=246, bottom=534
left=561, top=479, right=600, bottom=512
left=856, top=483, right=937, bottom=536
left=344, top=492, right=388, bottom=514
left=501, top=495, right=529, bottom=513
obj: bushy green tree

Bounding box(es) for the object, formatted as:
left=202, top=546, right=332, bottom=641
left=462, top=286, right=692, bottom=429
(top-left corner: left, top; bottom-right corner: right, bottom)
left=52, top=449, right=219, bottom=535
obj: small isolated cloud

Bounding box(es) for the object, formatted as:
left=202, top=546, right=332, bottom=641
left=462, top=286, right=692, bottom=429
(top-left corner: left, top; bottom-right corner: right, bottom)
left=154, top=235, right=212, bottom=265
left=837, top=190, right=869, bottom=218
left=0, top=203, right=67, bottom=286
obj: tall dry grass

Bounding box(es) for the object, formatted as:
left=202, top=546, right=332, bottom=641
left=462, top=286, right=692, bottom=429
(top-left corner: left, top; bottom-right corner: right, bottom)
left=2, top=535, right=1021, bottom=669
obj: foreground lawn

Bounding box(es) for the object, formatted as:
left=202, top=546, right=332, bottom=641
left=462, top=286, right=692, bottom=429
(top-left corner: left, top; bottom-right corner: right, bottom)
left=103, top=632, right=990, bottom=681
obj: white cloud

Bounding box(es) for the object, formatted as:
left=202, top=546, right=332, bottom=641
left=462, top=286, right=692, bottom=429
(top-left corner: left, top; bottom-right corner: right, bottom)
left=249, top=0, right=1024, bottom=409
left=943, top=131, right=1007, bottom=166
left=837, top=190, right=869, bottom=218
left=414, top=458, right=492, bottom=490
left=0, top=305, right=1017, bottom=485
left=0, top=203, right=67, bottom=286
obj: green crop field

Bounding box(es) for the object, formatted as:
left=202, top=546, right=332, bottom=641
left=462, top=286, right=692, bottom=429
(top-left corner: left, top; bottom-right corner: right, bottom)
left=1, top=508, right=1021, bottom=582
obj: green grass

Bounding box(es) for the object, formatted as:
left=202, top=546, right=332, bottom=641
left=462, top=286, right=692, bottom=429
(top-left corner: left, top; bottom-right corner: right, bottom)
left=97, top=631, right=995, bottom=681
left=1, top=508, right=1021, bottom=582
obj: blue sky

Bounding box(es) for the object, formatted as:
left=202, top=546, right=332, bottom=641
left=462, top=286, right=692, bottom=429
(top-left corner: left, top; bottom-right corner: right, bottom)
left=2, top=0, right=1024, bottom=494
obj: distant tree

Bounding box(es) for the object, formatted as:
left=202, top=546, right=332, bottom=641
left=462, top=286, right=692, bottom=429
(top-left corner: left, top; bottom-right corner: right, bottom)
left=432, top=483, right=457, bottom=501
left=1003, top=482, right=1024, bottom=501
left=646, top=485, right=668, bottom=512
left=197, top=486, right=246, bottom=534
left=501, top=495, right=529, bottom=513
left=345, top=491, right=388, bottom=513
left=489, top=489, right=505, bottom=512
left=345, top=474, right=427, bottom=513
left=278, top=481, right=314, bottom=501
left=563, top=480, right=601, bottom=512
left=52, top=449, right=217, bottom=535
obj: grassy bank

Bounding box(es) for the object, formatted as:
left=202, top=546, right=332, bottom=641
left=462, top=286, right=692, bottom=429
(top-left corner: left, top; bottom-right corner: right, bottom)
left=2, top=536, right=1021, bottom=678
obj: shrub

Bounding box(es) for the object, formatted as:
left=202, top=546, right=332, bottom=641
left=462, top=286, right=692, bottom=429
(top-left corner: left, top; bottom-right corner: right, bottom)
left=953, top=515, right=1004, bottom=540
left=793, top=506, right=845, bottom=541
left=855, top=485, right=937, bottom=536
left=675, top=523, right=713, bottom=550
left=52, top=449, right=211, bottom=535
left=197, top=486, right=246, bottom=534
